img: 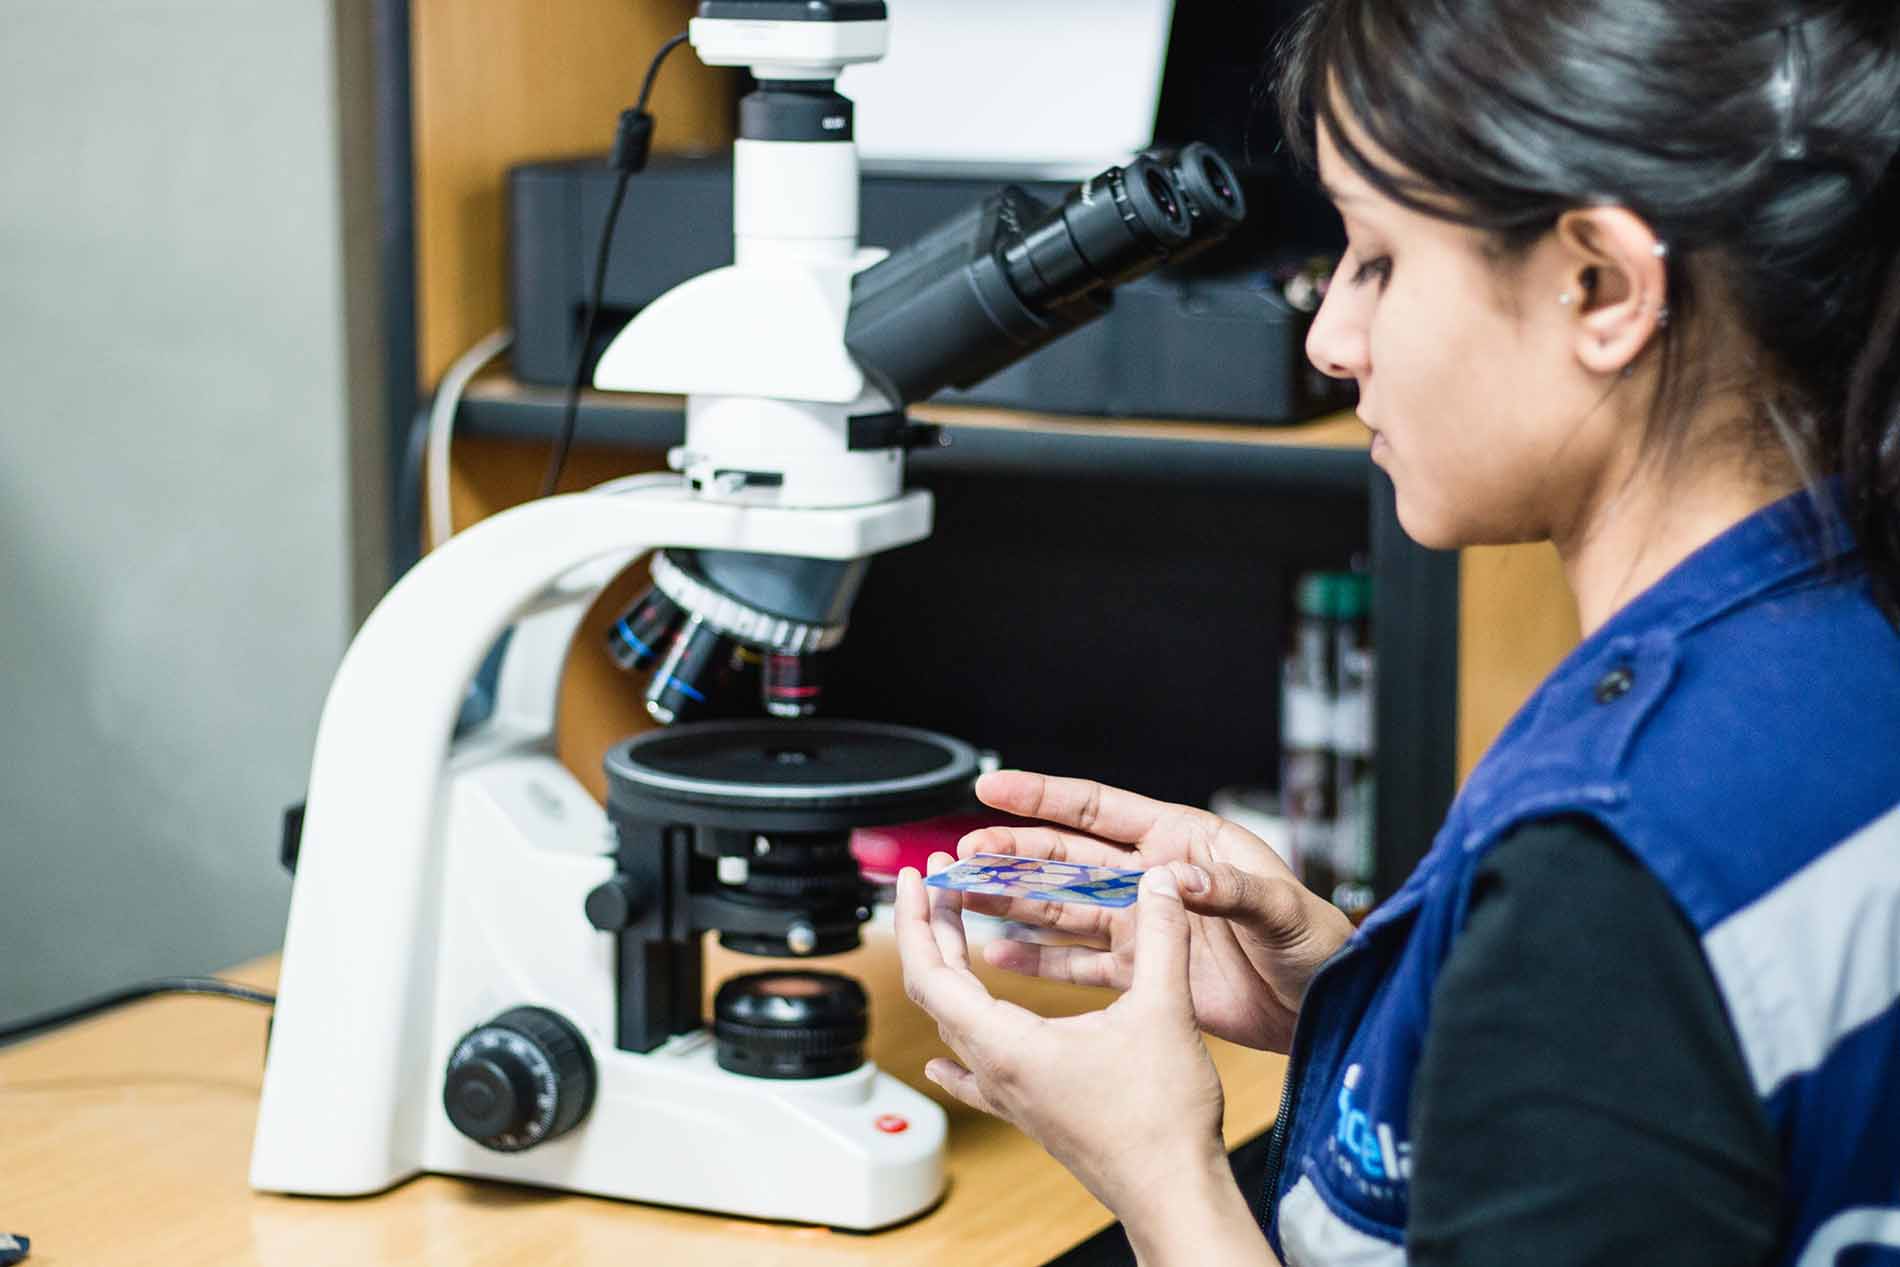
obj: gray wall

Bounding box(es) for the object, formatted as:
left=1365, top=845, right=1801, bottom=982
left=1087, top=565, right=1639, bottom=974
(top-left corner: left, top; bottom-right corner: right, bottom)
left=0, top=1, right=386, bottom=1017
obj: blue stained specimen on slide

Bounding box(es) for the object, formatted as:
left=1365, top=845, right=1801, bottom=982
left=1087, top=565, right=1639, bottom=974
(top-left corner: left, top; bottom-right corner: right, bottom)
left=926, top=853, right=1144, bottom=908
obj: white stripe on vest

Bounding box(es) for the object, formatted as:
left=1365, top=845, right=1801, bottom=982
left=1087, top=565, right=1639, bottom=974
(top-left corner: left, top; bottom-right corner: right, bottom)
left=1702, top=800, right=1900, bottom=1096
left=1279, top=1175, right=1406, bottom=1267
left=1796, top=1205, right=1900, bottom=1266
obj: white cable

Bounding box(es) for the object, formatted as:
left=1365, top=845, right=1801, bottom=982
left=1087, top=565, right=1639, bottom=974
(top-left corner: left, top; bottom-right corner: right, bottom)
left=426, top=329, right=515, bottom=551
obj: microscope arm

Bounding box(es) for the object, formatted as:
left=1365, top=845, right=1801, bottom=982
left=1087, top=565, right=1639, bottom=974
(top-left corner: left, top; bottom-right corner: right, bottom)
left=252, top=484, right=929, bottom=1195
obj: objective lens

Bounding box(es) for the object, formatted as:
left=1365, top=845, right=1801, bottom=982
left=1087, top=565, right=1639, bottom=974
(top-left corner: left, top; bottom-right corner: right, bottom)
left=713, top=971, right=868, bottom=1080
left=762, top=652, right=821, bottom=719
left=645, top=618, right=730, bottom=725
left=633, top=549, right=855, bottom=726
left=606, top=587, right=685, bottom=672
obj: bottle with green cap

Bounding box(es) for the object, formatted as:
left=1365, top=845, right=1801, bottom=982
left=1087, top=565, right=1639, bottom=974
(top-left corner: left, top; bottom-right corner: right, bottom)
left=1282, top=572, right=1344, bottom=899
left=1330, top=572, right=1377, bottom=921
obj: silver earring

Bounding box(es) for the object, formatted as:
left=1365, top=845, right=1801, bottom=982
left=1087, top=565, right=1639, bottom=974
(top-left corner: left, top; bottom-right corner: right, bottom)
left=1653, top=242, right=1670, bottom=259
left=1657, top=304, right=1672, bottom=328
left=1558, top=292, right=1576, bottom=307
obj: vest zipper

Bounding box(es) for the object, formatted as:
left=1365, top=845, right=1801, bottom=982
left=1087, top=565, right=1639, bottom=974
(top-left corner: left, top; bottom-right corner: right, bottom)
left=1258, top=1050, right=1299, bottom=1226
left=1259, top=911, right=1409, bottom=1233
left=1261, top=1033, right=1307, bottom=1223
left=1258, top=969, right=1326, bottom=1230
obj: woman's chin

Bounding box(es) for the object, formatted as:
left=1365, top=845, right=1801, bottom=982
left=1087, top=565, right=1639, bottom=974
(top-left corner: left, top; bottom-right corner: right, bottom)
left=1390, top=489, right=1467, bottom=553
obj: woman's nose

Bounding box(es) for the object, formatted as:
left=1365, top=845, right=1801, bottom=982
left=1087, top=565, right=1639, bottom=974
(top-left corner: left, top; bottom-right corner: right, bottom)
left=1305, top=276, right=1367, bottom=382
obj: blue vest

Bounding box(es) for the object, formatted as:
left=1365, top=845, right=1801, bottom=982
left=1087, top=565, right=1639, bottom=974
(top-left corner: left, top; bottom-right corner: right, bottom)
left=1265, top=487, right=1900, bottom=1266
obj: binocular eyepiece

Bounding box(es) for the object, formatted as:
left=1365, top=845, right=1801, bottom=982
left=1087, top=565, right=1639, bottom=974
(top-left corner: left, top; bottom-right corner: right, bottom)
left=844, top=141, right=1247, bottom=407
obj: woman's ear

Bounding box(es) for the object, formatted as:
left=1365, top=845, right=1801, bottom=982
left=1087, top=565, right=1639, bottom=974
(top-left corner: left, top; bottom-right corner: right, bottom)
left=1552, top=206, right=1669, bottom=378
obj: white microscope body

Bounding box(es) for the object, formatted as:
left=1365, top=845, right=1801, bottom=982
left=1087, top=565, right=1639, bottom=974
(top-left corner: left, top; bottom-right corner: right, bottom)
left=250, top=8, right=952, bottom=1230
left=252, top=0, right=1246, bottom=1226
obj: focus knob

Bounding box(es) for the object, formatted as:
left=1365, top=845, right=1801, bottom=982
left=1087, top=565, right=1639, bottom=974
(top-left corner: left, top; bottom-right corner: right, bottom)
left=443, top=1006, right=595, bottom=1152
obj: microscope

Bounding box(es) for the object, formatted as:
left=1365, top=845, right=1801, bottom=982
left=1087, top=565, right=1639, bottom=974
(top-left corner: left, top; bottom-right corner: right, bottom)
left=250, top=0, right=1245, bottom=1230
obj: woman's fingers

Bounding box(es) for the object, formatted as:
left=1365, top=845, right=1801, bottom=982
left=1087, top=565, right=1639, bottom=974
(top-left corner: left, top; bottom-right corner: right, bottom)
left=895, top=868, right=1035, bottom=1050
left=974, top=770, right=1175, bottom=845
left=1177, top=858, right=1348, bottom=955
left=956, top=889, right=1119, bottom=942
left=983, top=938, right=1130, bottom=991
left=956, top=823, right=1140, bottom=870
left=995, top=920, right=1111, bottom=950
left=924, top=1058, right=1002, bottom=1117
left=924, top=851, right=972, bottom=971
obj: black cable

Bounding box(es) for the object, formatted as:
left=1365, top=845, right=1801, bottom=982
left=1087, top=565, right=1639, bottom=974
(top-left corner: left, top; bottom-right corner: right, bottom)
left=541, top=30, right=692, bottom=498
left=636, top=31, right=691, bottom=111
left=0, top=977, right=275, bottom=1050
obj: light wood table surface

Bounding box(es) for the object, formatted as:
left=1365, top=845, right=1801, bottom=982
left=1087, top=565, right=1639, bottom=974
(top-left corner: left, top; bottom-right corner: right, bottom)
left=2, top=931, right=1285, bottom=1266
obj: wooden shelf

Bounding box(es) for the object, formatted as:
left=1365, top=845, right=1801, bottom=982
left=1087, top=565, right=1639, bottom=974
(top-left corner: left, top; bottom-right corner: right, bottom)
left=909, top=400, right=1370, bottom=452
left=455, top=371, right=1374, bottom=501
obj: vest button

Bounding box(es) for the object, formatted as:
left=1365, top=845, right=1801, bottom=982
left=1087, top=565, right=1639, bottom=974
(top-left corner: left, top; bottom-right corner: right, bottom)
left=1595, top=665, right=1636, bottom=704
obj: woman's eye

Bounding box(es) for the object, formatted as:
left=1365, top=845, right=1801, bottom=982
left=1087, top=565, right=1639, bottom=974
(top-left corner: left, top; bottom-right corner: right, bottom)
left=1351, top=254, right=1393, bottom=288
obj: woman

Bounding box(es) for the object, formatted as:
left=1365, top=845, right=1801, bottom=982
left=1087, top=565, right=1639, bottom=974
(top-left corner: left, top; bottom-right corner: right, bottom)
left=895, top=2, right=1900, bottom=1263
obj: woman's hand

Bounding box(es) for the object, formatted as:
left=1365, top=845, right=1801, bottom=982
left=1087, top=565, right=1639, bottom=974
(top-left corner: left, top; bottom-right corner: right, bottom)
left=957, top=769, right=1354, bottom=1052
left=896, top=858, right=1271, bottom=1265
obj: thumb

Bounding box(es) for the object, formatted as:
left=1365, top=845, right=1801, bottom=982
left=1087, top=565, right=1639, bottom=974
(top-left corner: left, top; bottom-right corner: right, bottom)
left=1176, top=859, right=1307, bottom=946
left=1130, top=866, right=1195, bottom=1017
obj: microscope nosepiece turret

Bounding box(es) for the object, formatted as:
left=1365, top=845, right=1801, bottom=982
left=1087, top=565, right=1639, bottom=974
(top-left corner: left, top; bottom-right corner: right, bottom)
left=607, top=548, right=858, bottom=724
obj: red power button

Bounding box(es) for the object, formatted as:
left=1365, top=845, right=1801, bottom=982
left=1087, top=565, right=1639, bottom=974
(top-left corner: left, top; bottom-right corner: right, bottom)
left=874, top=1114, right=910, bottom=1134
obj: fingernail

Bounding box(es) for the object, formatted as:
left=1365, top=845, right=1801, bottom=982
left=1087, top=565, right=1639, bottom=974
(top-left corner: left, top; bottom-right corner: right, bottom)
left=1177, top=863, right=1211, bottom=895
left=1144, top=867, right=1179, bottom=898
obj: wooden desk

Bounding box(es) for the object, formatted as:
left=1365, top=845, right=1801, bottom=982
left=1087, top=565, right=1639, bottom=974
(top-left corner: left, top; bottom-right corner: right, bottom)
left=2, top=933, right=1285, bottom=1266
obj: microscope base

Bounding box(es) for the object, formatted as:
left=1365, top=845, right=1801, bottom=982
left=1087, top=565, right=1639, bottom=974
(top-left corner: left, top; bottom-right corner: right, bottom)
left=419, top=748, right=946, bottom=1229
left=258, top=739, right=947, bottom=1230
left=426, top=1041, right=947, bottom=1230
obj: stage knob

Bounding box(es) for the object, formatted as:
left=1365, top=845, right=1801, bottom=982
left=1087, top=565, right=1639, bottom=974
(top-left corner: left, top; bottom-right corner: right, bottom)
left=442, top=1006, right=595, bottom=1153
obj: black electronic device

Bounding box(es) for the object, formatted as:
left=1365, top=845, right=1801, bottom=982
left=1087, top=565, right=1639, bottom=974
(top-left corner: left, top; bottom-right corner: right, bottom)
left=507, top=154, right=1349, bottom=423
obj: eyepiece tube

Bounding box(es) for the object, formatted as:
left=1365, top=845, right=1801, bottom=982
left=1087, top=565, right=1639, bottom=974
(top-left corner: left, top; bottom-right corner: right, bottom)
left=1157, top=142, right=1247, bottom=265
left=844, top=144, right=1245, bottom=406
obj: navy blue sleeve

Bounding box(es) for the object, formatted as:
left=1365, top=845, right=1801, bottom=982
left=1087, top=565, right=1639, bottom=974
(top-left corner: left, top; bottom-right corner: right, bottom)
left=1406, top=816, right=1783, bottom=1267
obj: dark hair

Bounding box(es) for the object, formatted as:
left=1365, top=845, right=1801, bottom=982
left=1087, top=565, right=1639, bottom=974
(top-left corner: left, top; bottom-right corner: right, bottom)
left=1274, top=1, right=1900, bottom=624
